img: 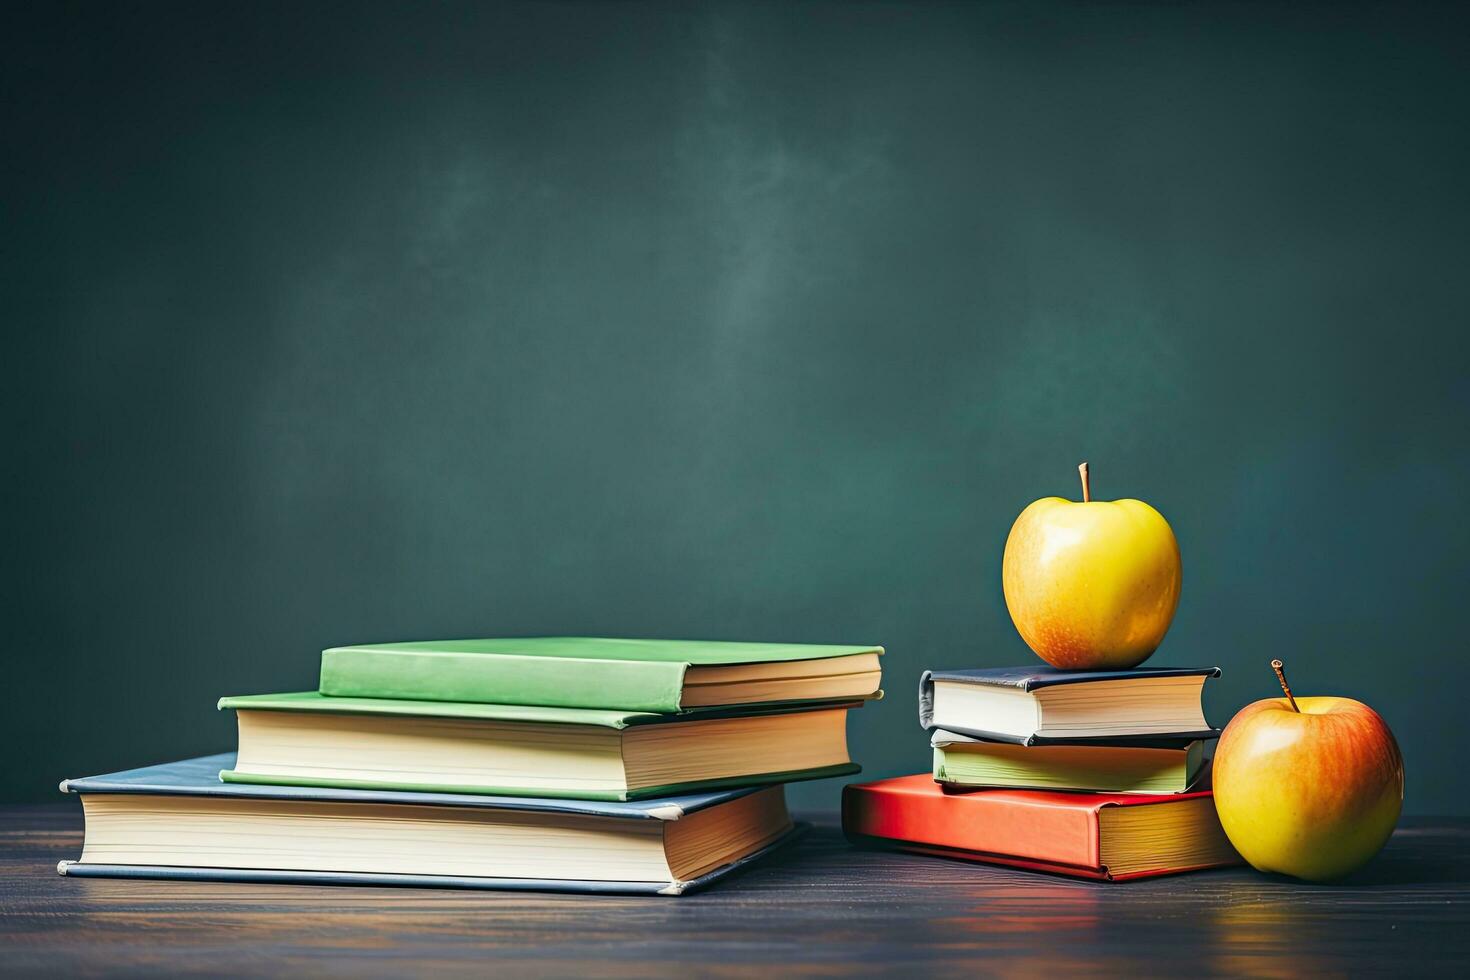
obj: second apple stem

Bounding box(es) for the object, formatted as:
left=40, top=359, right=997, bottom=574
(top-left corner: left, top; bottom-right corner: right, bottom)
left=1271, top=659, right=1300, bottom=712
left=1078, top=462, right=1091, bottom=503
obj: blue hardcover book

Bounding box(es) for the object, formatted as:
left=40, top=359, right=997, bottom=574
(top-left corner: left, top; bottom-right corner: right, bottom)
left=59, top=754, right=803, bottom=896
left=919, top=666, right=1221, bottom=746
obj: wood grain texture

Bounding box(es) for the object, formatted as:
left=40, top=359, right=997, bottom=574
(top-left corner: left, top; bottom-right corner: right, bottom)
left=3, top=804, right=1468, bottom=976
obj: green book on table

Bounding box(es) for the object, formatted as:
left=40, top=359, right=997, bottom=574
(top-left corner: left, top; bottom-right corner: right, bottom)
left=318, top=637, right=883, bottom=712
left=932, top=730, right=1207, bottom=794
left=217, top=692, right=862, bottom=801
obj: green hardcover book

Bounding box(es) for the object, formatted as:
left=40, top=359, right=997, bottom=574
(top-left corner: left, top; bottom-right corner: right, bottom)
left=218, top=692, right=862, bottom=802
left=932, top=730, right=1206, bottom=794
left=318, top=637, right=884, bottom=712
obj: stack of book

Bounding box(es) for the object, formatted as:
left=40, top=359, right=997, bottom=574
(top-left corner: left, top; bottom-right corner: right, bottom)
left=843, top=665, right=1242, bottom=881
left=60, top=638, right=882, bottom=895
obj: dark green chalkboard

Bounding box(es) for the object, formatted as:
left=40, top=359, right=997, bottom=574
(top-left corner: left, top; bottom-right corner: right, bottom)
left=6, top=1, right=1468, bottom=812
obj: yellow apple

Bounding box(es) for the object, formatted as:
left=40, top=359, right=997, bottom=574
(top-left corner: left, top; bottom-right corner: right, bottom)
left=1001, top=463, right=1181, bottom=669
left=1213, top=661, right=1403, bottom=882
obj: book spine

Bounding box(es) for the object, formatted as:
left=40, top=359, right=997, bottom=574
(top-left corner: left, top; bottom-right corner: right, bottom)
left=842, top=784, right=1101, bottom=869
left=319, top=649, right=689, bottom=712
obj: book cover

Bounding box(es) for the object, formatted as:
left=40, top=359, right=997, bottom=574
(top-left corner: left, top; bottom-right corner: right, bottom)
left=925, top=665, right=1221, bottom=691
left=842, top=773, right=1240, bottom=882
left=57, top=849, right=800, bottom=897
left=320, top=637, right=884, bottom=712
left=58, top=754, right=806, bottom=896
left=918, top=666, right=1221, bottom=746
left=218, top=690, right=861, bottom=728
left=61, top=753, right=768, bottom=819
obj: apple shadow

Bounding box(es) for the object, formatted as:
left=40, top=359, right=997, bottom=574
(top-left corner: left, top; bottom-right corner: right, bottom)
left=1257, top=826, right=1470, bottom=887
left=1335, top=853, right=1470, bottom=887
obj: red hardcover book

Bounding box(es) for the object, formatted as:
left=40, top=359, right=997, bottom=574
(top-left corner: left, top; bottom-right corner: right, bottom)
left=842, top=773, right=1240, bottom=881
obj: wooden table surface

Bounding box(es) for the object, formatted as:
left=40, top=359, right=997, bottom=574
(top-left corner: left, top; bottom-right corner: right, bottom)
left=2, top=804, right=1467, bottom=977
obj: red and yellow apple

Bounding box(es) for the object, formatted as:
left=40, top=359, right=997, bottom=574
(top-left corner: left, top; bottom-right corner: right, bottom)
left=1213, top=663, right=1403, bottom=881
left=1001, top=463, right=1181, bottom=669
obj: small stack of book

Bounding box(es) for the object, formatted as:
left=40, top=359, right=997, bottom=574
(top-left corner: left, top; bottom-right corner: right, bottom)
left=60, top=638, right=882, bottom=895
left=843, top=665, right=1242, bottom=881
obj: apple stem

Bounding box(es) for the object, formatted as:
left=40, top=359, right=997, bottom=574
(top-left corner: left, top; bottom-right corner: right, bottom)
left=1270, top=659, right=1300, bottom=712
left=1078, top=462, right=1091, bottom=503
